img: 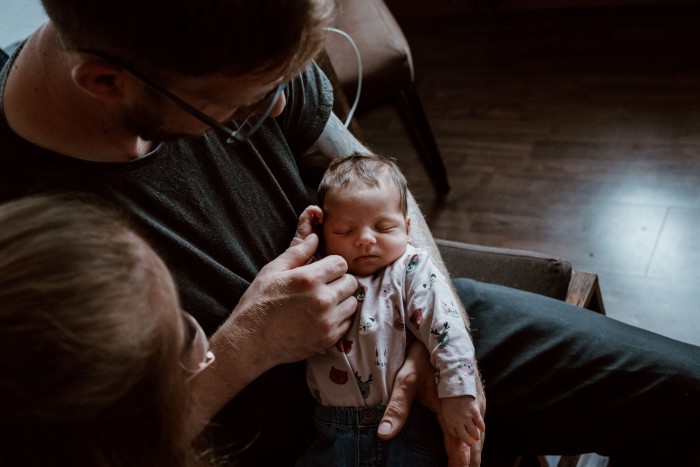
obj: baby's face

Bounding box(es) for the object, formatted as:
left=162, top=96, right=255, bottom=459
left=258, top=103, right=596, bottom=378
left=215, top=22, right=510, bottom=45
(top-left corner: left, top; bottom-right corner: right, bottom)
left=322, top=182, right=410, bottom=276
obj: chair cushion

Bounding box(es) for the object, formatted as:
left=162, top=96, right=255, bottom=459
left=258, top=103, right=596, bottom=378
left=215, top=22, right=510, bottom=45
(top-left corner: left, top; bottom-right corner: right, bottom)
left=325, top=0, right=414, bottom=104
left=436, top=238, right=573, bottom=301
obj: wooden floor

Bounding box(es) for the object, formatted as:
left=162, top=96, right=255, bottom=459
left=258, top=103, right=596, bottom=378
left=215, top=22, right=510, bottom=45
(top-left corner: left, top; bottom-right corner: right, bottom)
left=356, top=2, right=700, bottom=347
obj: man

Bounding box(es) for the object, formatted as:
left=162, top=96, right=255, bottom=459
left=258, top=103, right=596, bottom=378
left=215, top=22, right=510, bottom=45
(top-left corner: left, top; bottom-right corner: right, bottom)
left=1, top=1, right=698, bottom=465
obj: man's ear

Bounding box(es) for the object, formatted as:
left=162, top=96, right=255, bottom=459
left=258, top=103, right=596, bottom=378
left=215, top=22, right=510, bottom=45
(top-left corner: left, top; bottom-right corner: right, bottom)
left=71, top=59, right=129, bottom=102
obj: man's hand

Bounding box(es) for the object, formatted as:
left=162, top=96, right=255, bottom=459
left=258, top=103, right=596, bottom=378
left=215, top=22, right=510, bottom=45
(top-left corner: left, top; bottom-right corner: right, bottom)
left=231, top=233, right=358, bottom=366
left=188, top=233, right=357, bottom=437
left=378, top=340, right=486, bottom=467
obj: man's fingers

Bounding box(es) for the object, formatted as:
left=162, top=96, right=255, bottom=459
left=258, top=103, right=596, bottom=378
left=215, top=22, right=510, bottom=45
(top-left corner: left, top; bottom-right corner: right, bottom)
left=302, top=253, right=350, bottom=283
left=333, top=291, right=359, bottom=331
left=267, top=233, right=320, bottom=272
left=266, top=238, right=349, bottom=284
left=378, top=383, right=417, bottom=439
left=469, top=439, right=483, bottom=467
left=377, top=399, right=411, bottom=440
left=444, top=433, right=470, bottom=467
left=378, top=370, right=419, bottom=440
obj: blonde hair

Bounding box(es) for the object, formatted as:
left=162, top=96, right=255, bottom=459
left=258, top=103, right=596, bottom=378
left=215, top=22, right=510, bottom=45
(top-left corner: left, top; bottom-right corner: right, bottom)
left=317, top=153, right=409, bottom=216
left=0, top=194, right=199, bottom=466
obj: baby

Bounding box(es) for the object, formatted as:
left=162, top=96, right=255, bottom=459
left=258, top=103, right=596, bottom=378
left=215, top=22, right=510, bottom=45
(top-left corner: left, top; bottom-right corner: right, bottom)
left=294, top=153, right=484, bottom=466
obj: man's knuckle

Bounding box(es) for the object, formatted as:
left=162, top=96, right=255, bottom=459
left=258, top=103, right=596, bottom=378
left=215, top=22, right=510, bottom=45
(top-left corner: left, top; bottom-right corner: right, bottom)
left=311, top=292, right=333, bottom=311
left=396, top=368, right=418, bottom=387
left=385, top=399, right=409, bottom=417
left=295, top=273, right=315, bottom=290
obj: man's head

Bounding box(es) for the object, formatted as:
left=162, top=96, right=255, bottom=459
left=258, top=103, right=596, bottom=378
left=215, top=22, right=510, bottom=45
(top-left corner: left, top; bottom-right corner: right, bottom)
left=318, top=153, right=411, bottom=276
left=41, top=0, right=336, bottom=78
left=38, top=0, right=336, bottom=144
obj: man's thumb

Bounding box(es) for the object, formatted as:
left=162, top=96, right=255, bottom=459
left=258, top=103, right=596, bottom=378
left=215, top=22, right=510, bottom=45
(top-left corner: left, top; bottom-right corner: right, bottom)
left=377, top=399, right=410, bottom=440
left=268, top=233, right=319, bottom=272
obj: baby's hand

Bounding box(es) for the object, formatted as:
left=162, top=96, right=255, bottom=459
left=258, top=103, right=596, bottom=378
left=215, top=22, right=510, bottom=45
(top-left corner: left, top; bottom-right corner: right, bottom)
left=440, top=395, right=486, bottom=447
left=290, top=205, right=323, bottom=248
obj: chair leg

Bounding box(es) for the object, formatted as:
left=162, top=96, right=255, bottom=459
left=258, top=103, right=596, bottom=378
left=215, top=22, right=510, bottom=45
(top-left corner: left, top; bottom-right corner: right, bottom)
left=394, top=86, right=451, bottom=197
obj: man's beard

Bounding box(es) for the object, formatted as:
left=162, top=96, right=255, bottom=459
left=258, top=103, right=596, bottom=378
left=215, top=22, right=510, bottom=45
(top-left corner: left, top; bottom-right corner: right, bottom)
left=121, top=95, right=196, bottom=143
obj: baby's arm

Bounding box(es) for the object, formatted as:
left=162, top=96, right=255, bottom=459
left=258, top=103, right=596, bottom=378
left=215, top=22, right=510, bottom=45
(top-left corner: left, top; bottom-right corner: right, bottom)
left=402, top=249, right=484, bottom=446
left=290, top=205, right=323, bottom=248
left=440, top=395, right=486, bottom=447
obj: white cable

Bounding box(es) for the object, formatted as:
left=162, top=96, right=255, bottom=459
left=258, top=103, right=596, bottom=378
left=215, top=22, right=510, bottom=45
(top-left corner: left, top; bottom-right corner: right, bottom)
left=325, top=27, right=362, bottom=128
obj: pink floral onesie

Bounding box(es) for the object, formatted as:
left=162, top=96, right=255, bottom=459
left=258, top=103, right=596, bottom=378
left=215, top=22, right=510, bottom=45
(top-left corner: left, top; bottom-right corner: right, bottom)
left=306, top=245, right=477, bottom=406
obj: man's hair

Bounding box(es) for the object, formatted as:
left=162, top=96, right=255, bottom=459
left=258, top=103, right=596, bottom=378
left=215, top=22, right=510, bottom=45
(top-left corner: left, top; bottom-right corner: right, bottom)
left=41, top=0, right=336, bottom=78
left=0, top=194, right=197, bottom=466
left=317, top=153, right=409, bottom=216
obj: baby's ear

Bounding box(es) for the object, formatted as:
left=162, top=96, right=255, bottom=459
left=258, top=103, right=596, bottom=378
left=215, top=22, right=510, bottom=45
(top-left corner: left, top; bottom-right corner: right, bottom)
left=406, top=217, right=412, bottom=243
left=314, top=209, right=325, bottom=226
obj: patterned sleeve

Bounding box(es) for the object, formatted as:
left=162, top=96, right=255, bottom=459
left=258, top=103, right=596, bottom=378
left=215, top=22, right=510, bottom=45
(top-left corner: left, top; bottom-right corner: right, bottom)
left=401, top=248, right=478, bottom=398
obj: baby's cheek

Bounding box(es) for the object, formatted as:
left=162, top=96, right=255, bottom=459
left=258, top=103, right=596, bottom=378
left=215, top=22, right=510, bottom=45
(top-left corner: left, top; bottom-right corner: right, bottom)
left=322, top=235, right=344, bottom=256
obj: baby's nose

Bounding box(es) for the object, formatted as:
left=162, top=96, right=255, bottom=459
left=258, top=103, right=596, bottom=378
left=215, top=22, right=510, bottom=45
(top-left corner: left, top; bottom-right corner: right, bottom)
left=355, top=228, right=376, bottom=245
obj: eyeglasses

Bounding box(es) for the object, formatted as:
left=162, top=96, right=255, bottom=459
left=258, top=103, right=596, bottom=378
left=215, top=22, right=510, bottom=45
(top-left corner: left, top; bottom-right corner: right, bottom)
left=180, top=312, right=215, bottom=381
left=79, top=51, right=286, bottom=144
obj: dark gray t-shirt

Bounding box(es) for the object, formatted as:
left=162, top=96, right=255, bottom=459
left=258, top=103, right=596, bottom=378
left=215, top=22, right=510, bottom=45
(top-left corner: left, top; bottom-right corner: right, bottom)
left=1, top=46, right=333, bottom=464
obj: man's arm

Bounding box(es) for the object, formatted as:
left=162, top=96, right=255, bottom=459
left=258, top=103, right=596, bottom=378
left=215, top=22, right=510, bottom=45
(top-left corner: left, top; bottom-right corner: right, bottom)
left=186, top=233, right=358, bottom=438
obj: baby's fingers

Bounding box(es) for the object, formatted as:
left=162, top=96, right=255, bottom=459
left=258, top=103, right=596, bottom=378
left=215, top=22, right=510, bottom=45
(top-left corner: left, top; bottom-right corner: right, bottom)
left=465, top=421, right=482, bottom=445
left=474, top=412, right=486, bottom=433
left=454, top=425, right=479, bottom=447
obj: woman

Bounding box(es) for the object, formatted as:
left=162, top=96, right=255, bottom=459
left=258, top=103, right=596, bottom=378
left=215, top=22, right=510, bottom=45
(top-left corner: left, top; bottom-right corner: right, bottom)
left=0, top=194, right=215, bottom=466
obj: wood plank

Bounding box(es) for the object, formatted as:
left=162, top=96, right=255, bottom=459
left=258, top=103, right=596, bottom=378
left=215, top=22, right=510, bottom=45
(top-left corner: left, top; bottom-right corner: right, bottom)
left=566, top=271, right=606, bottom=314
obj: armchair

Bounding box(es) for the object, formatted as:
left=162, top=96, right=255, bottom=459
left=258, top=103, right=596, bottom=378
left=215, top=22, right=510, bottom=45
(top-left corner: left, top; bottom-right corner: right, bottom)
left=436, top=238, right=605, bottom=314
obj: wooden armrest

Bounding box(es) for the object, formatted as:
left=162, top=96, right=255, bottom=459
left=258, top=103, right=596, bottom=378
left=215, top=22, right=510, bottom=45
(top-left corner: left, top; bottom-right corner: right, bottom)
left=566, top=271, right=606, bottom=315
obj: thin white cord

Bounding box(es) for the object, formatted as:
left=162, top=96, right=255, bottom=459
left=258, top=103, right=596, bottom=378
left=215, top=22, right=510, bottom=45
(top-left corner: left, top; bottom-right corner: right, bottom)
left=325, top=27, right=362, bottom=128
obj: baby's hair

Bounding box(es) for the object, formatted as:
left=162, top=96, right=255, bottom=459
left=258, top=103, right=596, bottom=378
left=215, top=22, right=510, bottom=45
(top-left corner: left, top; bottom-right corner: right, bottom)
left=0, top=194, right=197, bottom=466
left=317, top=153, right=409, bottom=216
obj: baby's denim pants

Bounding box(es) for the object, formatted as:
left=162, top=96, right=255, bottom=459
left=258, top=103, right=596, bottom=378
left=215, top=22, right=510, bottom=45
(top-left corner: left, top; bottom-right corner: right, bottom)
left=295, top=403, right=446, bottom=467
